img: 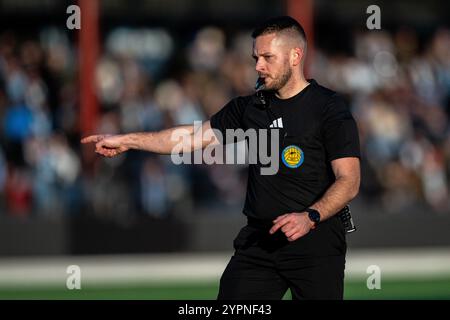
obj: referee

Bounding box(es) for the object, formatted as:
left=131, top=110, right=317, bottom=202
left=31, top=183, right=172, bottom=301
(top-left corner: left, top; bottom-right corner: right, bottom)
left=82, top=16, right=360, bottom=300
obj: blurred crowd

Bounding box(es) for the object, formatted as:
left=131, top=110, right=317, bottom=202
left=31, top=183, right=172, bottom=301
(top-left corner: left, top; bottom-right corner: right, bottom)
left=313, top=28, right=450, bottom=213
left=0, top=24, right=449, bottom=221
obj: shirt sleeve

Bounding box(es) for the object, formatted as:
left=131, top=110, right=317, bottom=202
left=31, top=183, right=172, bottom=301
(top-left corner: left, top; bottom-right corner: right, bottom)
left=321, top=94, right=361, bottom=162
left=210, top=97, right=247, bottom=144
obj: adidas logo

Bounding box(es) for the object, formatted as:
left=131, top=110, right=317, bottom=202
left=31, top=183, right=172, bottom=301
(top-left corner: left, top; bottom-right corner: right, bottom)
left=269, top=117, right=283, bottom=128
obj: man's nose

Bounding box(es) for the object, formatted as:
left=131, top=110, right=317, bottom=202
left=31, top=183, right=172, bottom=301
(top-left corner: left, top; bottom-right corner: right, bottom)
left=255, top=58, right=266, bottom=73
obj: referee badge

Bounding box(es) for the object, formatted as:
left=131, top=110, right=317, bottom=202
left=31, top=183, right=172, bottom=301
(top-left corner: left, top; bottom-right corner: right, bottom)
left=282, top=145, right=304, bottom=168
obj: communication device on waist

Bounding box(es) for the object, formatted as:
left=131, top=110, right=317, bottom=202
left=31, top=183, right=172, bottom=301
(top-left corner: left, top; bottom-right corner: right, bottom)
left=338, top=205, right=357, bottom=234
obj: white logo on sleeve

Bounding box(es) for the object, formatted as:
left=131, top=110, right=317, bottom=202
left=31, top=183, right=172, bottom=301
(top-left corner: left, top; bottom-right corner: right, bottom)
left=269, top=117, right=283, bottom=128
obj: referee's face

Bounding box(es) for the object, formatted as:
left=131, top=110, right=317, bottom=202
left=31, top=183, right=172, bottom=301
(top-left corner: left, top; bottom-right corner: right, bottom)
left=253, top=33, right=293, bottom=91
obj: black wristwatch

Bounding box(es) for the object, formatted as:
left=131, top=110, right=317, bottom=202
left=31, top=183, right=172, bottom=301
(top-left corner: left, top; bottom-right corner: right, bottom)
left=305, top=208, right=321, bottom=226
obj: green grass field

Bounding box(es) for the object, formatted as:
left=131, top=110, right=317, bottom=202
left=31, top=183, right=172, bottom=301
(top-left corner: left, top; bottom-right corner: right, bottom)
left=1, top=277, right=450, bottom=300
left=2, top=249, right=449, bottom=300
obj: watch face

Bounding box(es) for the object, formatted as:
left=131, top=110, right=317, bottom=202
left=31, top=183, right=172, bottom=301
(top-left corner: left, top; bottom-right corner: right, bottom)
left=308, top=210, right=321, bottom=223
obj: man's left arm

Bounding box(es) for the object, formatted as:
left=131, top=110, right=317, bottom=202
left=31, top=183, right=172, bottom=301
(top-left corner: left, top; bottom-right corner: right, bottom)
left=269, top=157, right=360, bottom=241
left=309, top=156, right=360, bottom=221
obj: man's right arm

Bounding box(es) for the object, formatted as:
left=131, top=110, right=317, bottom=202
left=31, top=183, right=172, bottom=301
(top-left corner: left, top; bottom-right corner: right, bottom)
left=81, top=121, right=219, bottom=158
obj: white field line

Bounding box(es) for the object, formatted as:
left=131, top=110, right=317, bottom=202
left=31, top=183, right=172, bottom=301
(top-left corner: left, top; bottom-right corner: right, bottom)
left=0, top=248, right=449, bottom=288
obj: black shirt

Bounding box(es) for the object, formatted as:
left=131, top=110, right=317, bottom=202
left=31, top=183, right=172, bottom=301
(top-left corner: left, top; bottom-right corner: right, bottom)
left=210, top=79, right=360, bottom=221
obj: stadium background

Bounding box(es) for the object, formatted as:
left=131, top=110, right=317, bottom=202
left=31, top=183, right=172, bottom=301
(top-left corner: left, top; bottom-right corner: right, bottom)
left=0, top=0, right=450, bottom=299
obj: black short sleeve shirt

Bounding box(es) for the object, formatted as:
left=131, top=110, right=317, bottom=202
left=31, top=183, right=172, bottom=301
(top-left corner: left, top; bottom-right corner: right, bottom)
left=210, top=79, right=360, bottom=221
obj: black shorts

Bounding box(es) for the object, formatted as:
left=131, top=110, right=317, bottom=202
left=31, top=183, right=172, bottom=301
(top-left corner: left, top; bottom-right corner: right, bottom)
left=217, top=216, right=347, bottom=300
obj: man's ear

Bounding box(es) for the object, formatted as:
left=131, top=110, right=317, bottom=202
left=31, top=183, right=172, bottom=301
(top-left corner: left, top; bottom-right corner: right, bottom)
left=291, top=48, right=303, bottom=66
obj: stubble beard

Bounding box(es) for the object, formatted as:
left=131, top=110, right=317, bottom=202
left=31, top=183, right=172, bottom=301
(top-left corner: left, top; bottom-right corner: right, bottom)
left=266, top=63, right=292, bottom=92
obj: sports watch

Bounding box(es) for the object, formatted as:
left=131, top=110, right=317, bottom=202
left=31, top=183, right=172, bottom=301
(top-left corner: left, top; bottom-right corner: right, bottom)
left=305, top=208, right=321, bottom=227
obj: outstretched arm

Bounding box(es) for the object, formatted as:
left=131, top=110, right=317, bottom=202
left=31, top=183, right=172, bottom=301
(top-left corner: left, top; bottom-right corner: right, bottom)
left=81, top=121, right=219, bottom=157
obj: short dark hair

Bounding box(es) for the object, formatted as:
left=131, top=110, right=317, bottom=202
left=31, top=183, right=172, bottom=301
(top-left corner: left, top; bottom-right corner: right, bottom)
left=251, top=16, right=307, bottom=44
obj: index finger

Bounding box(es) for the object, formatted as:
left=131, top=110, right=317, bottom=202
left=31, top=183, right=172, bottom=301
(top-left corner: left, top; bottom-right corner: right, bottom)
left=273, top=213, right=289, bottom=224
left=81, top=135, right=103, bottom=144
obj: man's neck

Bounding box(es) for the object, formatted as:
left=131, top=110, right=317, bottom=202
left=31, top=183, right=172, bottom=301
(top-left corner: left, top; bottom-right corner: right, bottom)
left=275, top=77, right=310, bottom=100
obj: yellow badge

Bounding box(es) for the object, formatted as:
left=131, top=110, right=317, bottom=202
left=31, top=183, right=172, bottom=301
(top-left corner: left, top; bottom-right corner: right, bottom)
left=282, top=145, right=304, bottom=168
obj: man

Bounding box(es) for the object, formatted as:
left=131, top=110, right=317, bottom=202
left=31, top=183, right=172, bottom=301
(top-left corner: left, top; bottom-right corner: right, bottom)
left=82, top=16, right=360, bottom=300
